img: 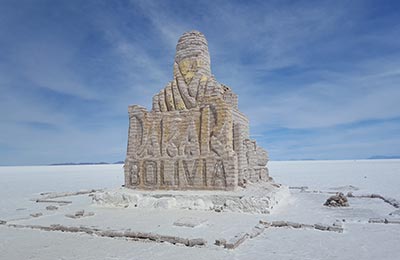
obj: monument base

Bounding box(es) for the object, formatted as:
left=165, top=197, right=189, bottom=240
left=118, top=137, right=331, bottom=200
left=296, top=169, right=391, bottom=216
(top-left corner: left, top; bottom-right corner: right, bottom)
left=92, top=182, right=289, bottom=214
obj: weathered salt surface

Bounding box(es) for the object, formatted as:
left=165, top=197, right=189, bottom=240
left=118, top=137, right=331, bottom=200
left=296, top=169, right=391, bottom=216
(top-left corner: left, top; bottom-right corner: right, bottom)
left=92, top=182, right=289, bottom=214
left=173, top=217, right=207, bottom=228
left=0, top=160, right=399, bottom=260
left=270, top=159, right=400, bottom=198
left=0, top=165, right=122, bottom=219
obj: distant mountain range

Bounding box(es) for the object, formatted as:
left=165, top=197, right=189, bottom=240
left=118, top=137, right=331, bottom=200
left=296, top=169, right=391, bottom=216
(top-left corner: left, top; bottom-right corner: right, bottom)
left=368, top=155, right=400, bottom=160
left=49, top=156, right=400, bottom=166
left=50, top=161, right=124, bottom=166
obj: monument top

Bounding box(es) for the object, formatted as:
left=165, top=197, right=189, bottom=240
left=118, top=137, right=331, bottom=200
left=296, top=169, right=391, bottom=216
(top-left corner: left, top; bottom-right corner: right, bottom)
left=174, top=30, right=211, bottom=82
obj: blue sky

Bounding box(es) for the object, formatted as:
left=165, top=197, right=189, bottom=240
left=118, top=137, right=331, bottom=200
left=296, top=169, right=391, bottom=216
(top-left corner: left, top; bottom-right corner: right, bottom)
left=0, top=0, right=399, bottom=165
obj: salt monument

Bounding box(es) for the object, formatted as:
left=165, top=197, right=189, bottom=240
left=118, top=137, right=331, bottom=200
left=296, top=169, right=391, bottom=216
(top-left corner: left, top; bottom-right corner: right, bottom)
left=124, top=31, right=270, bottom=190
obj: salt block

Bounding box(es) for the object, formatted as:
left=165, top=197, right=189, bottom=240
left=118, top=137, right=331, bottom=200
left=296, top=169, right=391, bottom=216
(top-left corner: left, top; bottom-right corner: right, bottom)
left=173, top=217, right=207, bottom=228
left=225, top=232, right=248, bottom=249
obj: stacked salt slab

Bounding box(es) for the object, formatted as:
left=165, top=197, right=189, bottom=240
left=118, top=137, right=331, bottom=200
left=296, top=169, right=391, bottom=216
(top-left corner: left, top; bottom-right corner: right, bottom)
left=124, top=31, right=270, bottom=191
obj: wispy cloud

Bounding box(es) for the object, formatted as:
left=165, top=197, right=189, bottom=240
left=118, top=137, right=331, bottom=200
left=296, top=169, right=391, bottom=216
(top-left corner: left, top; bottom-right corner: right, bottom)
left=244, top=56, right=400, bottom=129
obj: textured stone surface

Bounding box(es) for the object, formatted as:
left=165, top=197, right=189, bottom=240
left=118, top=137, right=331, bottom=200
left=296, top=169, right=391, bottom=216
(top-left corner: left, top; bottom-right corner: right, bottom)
left=93, top=183, right=289, bottom=214
left=45, top=205, right=58, bottom=211
left=124, top=31, right=270, bottom=190
left=324, top=192, right=349, bottom=207
left=225, top=232, right=248, bottom=249
left=5, top=223, right=207, bottom=248
left=65, top=210, right=95, bottom=219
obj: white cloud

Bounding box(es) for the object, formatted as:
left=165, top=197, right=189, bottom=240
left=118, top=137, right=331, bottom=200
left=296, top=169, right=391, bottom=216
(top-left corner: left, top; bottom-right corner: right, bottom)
left=242, top=57, right=400, bottom=129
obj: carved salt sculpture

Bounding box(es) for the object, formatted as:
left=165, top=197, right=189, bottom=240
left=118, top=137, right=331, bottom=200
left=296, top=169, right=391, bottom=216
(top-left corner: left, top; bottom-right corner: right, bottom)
left=124, top=31, right=269, bottom=190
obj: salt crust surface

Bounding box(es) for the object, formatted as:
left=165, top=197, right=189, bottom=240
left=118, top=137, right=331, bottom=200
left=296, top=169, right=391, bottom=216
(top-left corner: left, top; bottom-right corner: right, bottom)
left=0, top=160, right=399, bottom=260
